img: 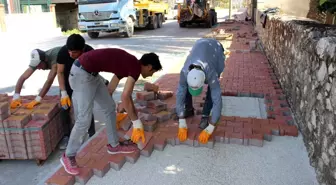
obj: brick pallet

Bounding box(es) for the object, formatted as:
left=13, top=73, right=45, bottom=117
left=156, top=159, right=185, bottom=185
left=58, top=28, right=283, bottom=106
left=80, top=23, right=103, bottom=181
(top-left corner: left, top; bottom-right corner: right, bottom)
left=0, top=94, right=63, bottom=164
left=44, top=21, right=300, bottom=185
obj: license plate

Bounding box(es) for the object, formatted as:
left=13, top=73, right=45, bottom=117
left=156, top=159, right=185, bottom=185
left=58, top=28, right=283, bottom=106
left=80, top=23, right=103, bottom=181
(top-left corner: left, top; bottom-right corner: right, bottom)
left=94, top=22, right=101, bottom=25
left=110, top=23, right=118, bottom=27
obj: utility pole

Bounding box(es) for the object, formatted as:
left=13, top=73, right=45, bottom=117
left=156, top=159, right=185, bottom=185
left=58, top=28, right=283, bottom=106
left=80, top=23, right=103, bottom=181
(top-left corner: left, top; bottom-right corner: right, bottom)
left=228, top=0, right=232, bottom=19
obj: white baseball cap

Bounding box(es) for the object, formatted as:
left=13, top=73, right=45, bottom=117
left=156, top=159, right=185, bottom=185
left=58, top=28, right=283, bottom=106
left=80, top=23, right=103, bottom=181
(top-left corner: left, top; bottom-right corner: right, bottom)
left=187, top=68, right=205, bottom=96
left=29, top=49, right=41, bottom=67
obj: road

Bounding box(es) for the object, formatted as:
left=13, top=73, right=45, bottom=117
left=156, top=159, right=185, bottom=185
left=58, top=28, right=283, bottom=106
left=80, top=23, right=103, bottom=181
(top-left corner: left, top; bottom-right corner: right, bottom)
left=0, top=13, right=318, bottom=185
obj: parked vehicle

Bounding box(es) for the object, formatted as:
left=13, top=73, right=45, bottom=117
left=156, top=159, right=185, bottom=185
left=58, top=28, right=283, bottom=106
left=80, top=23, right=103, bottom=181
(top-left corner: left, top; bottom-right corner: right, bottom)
left=77, top=0, right=169, bottom=39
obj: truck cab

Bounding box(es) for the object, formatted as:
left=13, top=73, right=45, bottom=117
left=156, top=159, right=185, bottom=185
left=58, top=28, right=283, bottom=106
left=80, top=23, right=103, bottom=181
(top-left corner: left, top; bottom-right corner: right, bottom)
left=77, top=0, right=136, bottom=38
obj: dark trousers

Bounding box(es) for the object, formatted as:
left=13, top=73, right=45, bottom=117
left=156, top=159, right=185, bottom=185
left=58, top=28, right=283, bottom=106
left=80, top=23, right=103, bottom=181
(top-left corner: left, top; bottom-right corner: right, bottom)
left=61, top=84, right=96, bottom=137
left=185, top=86, right=213, bottom=116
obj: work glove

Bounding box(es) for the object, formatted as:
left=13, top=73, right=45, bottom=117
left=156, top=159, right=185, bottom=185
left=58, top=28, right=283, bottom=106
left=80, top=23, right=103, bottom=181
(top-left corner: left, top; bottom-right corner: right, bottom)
left=60, top=91, right=71, bottom=110
left=25, top=96, right=42, bottom=109
left=198, top=123, right=215, bottom=144
left=131, top=119, right=145, bottom=143
left=177, top=119, right=188, bottom=142
left=10, top=93, right=22, bottom=109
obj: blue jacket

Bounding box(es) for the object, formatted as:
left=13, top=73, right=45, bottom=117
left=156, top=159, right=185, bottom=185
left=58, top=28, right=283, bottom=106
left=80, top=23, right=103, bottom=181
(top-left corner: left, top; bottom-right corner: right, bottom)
left=176, top=38, right=225, bottom=124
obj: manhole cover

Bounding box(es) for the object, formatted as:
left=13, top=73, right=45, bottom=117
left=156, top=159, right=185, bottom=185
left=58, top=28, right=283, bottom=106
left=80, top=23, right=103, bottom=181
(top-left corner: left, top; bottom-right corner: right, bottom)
left=221, top=96, right=267, bottom=119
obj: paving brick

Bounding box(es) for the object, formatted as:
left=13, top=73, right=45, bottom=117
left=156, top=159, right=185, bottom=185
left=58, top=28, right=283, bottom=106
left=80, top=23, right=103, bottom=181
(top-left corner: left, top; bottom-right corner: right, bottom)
left=249, top=133, right=264, bottom=147
left=138, top=112, right=157, bottom=121
left=2, top=113, right=31, bottom=128
left=118, top=116, right=132, bottom=131
left=228, top=132, right=244, bottom=145
left=124, top=151, right=140, bottom=164
left=31, top=103, right=59, bottom=120
left=140, top=137, right=155, bottom=157
left=213, top=127, right=225, bottom=143
left=136, top=91, right=155, bottom=101
left=104, top=154, right=126, bottom=171
left=279, top=124, right=299, bottom=137
left=194, top=134, right=214, bottom=148
left=147, top=100, right=167, bottom=112
left=85, top=157, right=110, bottom=177
left=144, top=82, right=159, bottom=92
left=154, top=111, right=171, bottom=123
left=157, top=91, right=173, bottom=100
left=75, top=167, right=93, bottom=185
left=267, top=120, right=281, bottom=135
left=45, top=174, right=75, bottom=185
left=153, top=136, right=167, bottom=151
left=143, top=119, right=158, bottom=132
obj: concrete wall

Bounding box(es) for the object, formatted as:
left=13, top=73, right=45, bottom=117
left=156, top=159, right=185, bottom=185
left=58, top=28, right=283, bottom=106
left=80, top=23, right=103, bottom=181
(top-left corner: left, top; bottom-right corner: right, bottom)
left=255, top=10, right=336, bottom=185
left=4, top=12, right=57, bottom=33
left=258, top=0, right=326, bottom=23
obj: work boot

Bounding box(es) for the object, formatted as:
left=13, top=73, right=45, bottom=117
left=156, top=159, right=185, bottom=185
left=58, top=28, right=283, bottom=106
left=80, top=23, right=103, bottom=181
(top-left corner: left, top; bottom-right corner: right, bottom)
left=199, top=116, right=209, bottom=130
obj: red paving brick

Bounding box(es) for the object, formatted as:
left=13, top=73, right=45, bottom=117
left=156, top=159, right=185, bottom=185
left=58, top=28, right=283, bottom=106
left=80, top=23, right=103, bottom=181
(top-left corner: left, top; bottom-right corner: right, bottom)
left=45, top=21, right=299, bottom=184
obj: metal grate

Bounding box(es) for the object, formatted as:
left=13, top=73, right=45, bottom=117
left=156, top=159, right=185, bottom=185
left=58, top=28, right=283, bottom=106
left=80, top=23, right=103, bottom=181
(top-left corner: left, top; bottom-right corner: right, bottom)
left=82, top=11, right=113, bottom=21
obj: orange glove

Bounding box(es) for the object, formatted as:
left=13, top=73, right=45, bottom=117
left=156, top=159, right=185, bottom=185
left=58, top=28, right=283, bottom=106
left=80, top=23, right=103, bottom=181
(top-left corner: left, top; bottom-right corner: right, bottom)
left=131, top=119, right=145, bottom=143
left=60, top=91, right=71, bottom=110
left=10, top=99, right=22, bottom=109
left=116, top=113, right=127, bottom=129
left=177, top=119, right=188, bottom=142
left=10, top=93, right=21, bottom=109
left=198, top=124, right=215, bottom=144
left=25, top=96, right=41, bottom=109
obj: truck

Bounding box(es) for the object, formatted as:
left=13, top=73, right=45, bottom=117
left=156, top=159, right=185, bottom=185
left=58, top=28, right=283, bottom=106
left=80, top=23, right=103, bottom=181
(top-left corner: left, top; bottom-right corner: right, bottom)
left=77, top=0, right=169, bottom=39
left=176, top=0, right=217, bottom=28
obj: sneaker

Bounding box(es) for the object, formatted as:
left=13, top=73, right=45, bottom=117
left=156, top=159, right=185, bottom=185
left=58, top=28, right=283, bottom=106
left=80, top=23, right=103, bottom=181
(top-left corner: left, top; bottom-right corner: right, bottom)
left=59, top=136, right=69, bottom=150
left=60, top=153, right=79, bottom=175
left=107, top=142, right=138, bottom=154
left=199, top=116, right=209, bottom=130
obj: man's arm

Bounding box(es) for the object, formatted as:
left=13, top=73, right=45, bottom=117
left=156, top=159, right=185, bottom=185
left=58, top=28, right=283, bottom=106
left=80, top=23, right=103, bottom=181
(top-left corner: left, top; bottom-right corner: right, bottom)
left=121, top=76, right=138, bottom=121
left=176, top=70, right=188, bottom=118
left=107, top=75, right=120, bottom=96
left=57, top=64, right=66, bottom=91
left=208, top=72, right=222, bottom=125
left=14, top=68, right=35, bottom=94
left=38, top=64, right=57, bottom=98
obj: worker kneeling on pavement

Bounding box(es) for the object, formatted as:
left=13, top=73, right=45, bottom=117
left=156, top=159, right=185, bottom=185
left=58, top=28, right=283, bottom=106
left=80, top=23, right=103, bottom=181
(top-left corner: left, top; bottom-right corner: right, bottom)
left=176, top=38, right=226, bottom=144
left=61, top=48, right=163, bottom=175
left=10, top=46, right=62, bottom=109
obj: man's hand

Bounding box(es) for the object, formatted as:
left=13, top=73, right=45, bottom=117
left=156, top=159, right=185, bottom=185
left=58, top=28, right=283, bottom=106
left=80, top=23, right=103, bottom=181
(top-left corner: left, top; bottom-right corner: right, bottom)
left=177, top=119, right=188, bottom=142
left=24, top=96, right=42, bottom=109
left=60, top=91, right=71, bottom=110
left=198, top=123, right=215, bottom=144
left=131, top=119, right=145, bottom=143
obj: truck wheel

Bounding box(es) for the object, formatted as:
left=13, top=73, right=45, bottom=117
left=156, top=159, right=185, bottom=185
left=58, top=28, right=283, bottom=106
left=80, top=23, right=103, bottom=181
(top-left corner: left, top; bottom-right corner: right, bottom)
left=179, top=22, right=186, bottom=28
left=204, top=14, right=213, bottom=28
left=157, top=14, right=163, bottom=28
left=122, top=17, right=134, bottom=38
left=88, top=32, right=99, bottom=39
left=148, top=15, right=157, bottom=30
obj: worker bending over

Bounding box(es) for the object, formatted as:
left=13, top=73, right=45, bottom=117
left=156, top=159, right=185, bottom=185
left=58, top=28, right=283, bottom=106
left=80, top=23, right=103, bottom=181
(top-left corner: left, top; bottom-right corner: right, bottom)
left=57, top=34, right=107, bottom=149
left=176, top=38, right=226, bottom=144
left=61, top=48, right=162, bottom=175
left=10, top=46, right=62, bottom=109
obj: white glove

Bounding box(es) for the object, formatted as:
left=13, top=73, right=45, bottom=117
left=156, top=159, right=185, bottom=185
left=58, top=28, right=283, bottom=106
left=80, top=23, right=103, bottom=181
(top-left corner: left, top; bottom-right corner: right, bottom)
left=61, top=91, right=68, bottom=98
left=203, top=124, right=215, bottom=134
left=179, top=119, right=187, bottom=128
left=13, top=93, right=20, bottom=100
left=132, top=119, right=144, bottom=129
left=35, top=95, right=42, bottom=102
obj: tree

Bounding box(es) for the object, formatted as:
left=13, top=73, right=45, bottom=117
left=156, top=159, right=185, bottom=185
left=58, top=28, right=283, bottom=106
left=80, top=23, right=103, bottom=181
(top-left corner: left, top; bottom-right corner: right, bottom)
left=318, top=0, right=336, bottom=14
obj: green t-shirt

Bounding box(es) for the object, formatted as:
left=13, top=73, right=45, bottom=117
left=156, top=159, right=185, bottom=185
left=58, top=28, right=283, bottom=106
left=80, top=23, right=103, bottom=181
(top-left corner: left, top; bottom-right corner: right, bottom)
left=30, top=46, right=62, bottom=70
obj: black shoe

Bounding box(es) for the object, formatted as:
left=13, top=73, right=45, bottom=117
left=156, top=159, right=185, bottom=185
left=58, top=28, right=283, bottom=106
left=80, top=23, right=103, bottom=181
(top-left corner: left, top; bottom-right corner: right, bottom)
left=199, top=116, right=209, bottom=130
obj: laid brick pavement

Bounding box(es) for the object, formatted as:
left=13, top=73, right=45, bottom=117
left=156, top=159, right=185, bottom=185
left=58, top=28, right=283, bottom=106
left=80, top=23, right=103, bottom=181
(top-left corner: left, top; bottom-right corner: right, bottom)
left=44, top=21, right=299, bottom=185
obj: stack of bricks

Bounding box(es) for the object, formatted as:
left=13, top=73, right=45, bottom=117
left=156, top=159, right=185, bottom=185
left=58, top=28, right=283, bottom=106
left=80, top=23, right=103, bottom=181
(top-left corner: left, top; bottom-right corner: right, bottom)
left=0, top=94, right=63, bottom=162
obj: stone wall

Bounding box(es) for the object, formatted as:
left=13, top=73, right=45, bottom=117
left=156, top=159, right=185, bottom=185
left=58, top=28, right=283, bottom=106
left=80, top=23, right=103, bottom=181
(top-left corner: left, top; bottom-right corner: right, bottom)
left=255, top=10, right=336, bottom=185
